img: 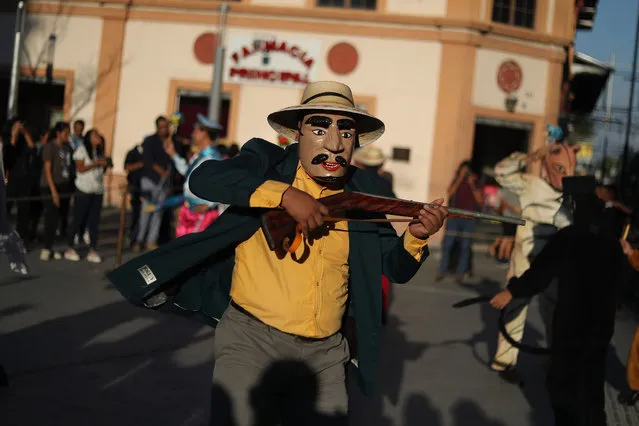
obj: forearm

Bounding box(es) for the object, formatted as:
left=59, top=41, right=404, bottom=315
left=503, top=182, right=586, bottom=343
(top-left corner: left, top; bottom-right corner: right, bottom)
left=44, top=165, right=57, bottom=193
left=447, top=179, right=462, bottom=200
left=472, top=187, right=484, bottom=206
left=76, top=162, right=101, bottom=173
left=23, top=132, right=35, bottom=148
left=125, top=162, right=143, bottom=172
left=506, top=235, right=561, bottom=297
left=628, top=250, right=639, bottom=271
left=152, top=164, right=168, bottom=177
left=506, top=275, right=546, bottom=299
left=171, top=154, right=189, bottom=176
left=616, top=202, right=633, bottom=215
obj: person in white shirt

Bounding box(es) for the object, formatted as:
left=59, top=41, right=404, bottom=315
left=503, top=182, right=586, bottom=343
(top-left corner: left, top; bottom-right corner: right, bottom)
left=64, top=129, right=112, bottom=263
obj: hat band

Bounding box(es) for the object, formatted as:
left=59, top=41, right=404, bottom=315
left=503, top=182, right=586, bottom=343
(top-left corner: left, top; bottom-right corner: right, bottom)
left=302, top=91, right=355, bottom=106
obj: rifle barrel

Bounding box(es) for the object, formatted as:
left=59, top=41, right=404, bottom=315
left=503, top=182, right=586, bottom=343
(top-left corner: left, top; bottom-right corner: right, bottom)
left=446, top=207, right=525, bottom=226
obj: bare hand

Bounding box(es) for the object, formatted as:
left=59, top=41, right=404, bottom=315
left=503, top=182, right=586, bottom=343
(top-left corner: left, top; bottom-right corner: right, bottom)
left=621, top=239, right=634, bottom=256
left=163, top=138, right=177, bottom=157
left=281, top=186, right=329, bottom=238
left=52, top=191, right=60, bottom=207
left=408, top=198, right=448, bottom=239
left=497, top=236, right=515, bottom=260
left=490, top=290, right=513, bottom=309
left=11, top=121, right=22, bottom=139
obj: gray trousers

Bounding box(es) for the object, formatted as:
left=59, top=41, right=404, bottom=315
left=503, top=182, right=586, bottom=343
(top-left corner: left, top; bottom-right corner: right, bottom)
left=210, top=304, right=350, bottom=426
left=136, top=177, right=168, bottom=245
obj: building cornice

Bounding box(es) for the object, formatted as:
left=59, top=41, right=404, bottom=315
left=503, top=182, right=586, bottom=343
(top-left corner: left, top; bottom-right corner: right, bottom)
left=26, top=0, right=573, bottom=47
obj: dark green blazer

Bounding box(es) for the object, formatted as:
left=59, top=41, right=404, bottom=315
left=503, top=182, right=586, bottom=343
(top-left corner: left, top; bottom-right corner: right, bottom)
left=107, top=138, right=429, bottom=395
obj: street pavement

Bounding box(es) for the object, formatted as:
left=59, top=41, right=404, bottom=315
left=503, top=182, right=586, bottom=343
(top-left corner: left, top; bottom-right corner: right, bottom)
left=1, top=209, right=639, bottom=426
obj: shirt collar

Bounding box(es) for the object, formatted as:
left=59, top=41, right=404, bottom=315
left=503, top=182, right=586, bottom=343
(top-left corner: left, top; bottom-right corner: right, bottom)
left=295, top=162, right=343, bottom=197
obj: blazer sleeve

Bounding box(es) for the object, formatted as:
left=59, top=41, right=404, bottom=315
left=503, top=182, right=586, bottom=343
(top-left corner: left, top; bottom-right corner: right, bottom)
left=188, top=138, right=287, bottom=207
left=379, top=224, right=429, bottom=284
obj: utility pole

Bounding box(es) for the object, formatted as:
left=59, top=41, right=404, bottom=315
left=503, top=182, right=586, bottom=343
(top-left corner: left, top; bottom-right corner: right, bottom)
left=7, top=1, right=27, bottom=120
left=601, top=52, right=615, bottom=181
left=208, top=3, right=229, bottom=125
left=620, top=1, right=639, bottom=187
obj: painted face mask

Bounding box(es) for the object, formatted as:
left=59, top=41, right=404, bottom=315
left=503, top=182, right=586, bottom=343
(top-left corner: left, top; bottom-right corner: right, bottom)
left=298, top=113, right=358, bottom=183
left=542, top=142, right=579, bottom=191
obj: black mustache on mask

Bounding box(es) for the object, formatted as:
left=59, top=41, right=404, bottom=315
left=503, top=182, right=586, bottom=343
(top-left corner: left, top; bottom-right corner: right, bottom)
left=311, top=154, right=349, bottom=167
left=311, top=154, right=329, bottom=164
left=335, top=156, right=348, bottom=167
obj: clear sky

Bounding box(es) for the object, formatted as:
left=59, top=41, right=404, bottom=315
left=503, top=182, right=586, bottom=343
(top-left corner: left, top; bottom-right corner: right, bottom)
left=574, top=0, right=638, bottom=161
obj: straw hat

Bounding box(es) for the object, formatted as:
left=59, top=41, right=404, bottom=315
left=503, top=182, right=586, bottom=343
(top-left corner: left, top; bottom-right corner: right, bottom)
left=267, top=81, right=385, bottom=146
left=353, top=146, right=386, bottom=167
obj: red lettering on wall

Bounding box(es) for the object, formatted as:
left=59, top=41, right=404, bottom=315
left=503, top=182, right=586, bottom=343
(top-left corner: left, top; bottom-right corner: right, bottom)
left=229, top=39, right=315, bottom=69
left=229, top=68, right=309, bottom=84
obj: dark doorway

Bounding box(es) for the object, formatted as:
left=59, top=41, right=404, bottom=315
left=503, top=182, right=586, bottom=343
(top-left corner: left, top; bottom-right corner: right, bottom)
left=0, top=75, right=65, bottom=134
left=16, top=78, right=65, bottom=134
left=470, top=120, right=530, bottom=178
left=175, top=91, right=231, bottom=141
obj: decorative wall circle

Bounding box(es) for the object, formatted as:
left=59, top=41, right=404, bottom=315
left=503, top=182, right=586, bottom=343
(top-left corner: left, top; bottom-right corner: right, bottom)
left=194, top=33, right=217, bottom=65
left=497, top=60, right=523, bottom=93
left=327, top=42, right=359, bottom=75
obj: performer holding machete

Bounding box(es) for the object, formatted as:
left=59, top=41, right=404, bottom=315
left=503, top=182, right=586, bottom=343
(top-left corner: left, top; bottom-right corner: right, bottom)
left=490, top=175, right=624, bottom=426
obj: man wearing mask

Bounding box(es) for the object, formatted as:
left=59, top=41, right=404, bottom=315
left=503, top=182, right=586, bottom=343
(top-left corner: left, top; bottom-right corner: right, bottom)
left=491, top=132, right=579, bottom=381
left=107, top=81, right=448, bottom=426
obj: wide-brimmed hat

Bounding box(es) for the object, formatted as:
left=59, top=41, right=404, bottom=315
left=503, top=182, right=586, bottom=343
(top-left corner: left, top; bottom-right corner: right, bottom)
left=267, top=81, right=385, bottom=146
left=353, top=146, right=386, bottom=167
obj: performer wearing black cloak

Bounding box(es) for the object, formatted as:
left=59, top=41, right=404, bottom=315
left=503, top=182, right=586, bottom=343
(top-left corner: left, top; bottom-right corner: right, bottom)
left=491, top=175, right=624, bottom=426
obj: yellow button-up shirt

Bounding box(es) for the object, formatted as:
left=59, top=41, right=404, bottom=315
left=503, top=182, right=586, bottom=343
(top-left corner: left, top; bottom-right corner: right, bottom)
left=231, top=163, right=428, bottom=338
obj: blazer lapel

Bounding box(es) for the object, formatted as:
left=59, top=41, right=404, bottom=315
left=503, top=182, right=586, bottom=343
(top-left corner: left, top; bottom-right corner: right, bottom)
left=278, top=143, right=300, bottom=184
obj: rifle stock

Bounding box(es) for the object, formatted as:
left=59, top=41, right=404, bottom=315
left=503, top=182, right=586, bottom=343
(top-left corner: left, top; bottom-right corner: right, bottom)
left=260, top=209, right=298, bottom=252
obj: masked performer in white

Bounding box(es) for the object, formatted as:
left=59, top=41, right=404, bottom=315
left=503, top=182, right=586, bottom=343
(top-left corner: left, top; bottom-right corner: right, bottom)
left=491, top=127, right=579, bottom=379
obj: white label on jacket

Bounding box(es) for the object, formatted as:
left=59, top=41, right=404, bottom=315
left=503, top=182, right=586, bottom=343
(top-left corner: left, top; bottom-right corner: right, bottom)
left=138, top=265, right=157, bottom=285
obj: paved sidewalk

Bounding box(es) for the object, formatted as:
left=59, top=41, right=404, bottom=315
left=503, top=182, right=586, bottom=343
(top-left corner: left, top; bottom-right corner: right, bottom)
left=0, top=213, right=637, bottom=425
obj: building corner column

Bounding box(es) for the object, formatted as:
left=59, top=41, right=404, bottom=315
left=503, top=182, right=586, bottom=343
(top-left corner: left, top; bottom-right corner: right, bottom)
left=93, top=12, right=127, bottom=205
left=428, top=42, right=477, bottom=242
